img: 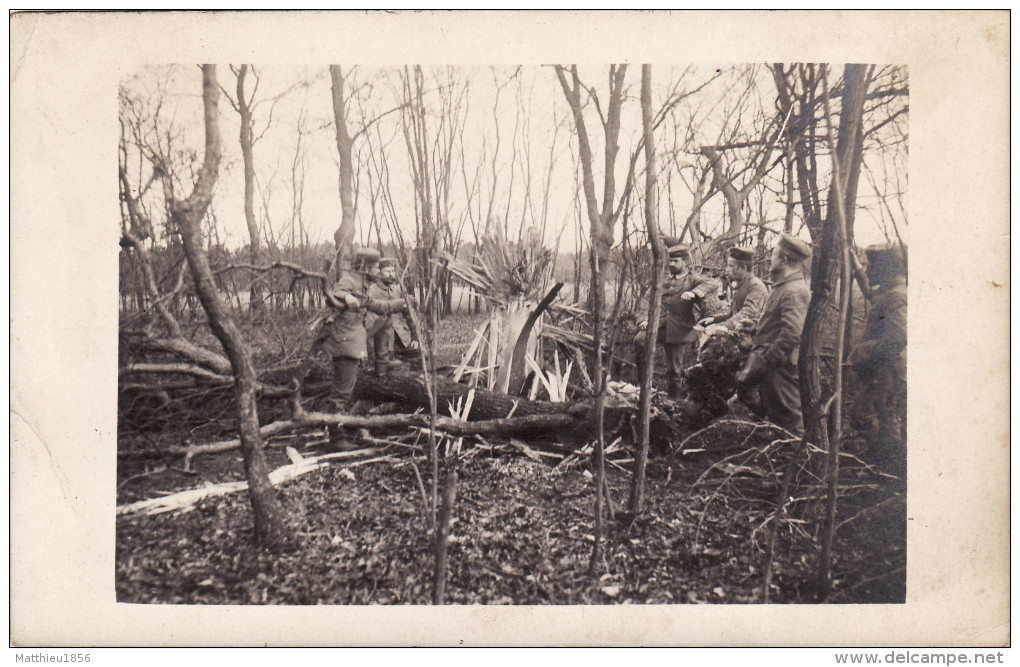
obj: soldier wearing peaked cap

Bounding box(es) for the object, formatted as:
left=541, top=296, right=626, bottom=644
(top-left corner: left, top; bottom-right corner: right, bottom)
left=303, top=247, right=407, bottom=450
left=367, top=256, right=418, bottom=377
left=736, top=234, right=812, bottom=436
left=699, top=245, right=768, bottom=335
left=849, top=243, right=907, bottom=475
left=635, top=243, right=721, bottom=399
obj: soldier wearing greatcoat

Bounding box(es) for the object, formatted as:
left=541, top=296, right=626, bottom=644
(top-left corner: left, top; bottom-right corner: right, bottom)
left=315, top=248, right=407, bottom=448
left=634, top=244, right=721, bottom=399
left=366, top=257, right=417, bottom=377
left=736, top=234, right=811, bottom=436
left=849, top=243, right=908, bottom=474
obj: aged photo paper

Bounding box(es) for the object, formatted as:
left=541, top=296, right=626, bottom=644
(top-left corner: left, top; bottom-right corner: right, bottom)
left=10, top=10, right=1009, bottom=646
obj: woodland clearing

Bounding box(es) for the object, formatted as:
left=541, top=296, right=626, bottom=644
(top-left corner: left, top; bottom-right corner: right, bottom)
left=117, top=312, right=905, bottom=605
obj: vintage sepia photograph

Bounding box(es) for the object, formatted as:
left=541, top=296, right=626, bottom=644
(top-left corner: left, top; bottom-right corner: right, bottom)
left=114, top=62, right=908, bottom=605
left=11, top=11, right=1008, bottom=647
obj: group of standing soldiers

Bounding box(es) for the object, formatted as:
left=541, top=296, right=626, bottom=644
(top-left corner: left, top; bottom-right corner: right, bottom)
left=634, top=234, right=907, bottom=472
left=300, top=247, right=416, bottom=450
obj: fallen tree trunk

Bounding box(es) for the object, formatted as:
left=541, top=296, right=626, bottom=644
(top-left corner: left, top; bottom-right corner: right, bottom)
left=121, top=362, right=293, bottom=398
left=145, top=336, right=231, bottom=375
left=119, top=409, right=582, bottom=459
left=351, top=371, right=590, bottom=420
left=121, top=334, right=753, bottom=460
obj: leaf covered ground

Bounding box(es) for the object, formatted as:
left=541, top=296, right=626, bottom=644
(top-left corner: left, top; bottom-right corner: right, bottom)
left=116, top=438, right=905, bottom=605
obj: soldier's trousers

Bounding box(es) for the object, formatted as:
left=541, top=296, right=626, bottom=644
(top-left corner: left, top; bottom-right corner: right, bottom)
left=331, top=356, right=361, bottom=411
left=634, top=330, right=693, bottom=397
left=760, top=364, right=804, bottom=436
left=851, top=368, right=906, bottom=474
left=372, top=325, right=395, bottom=371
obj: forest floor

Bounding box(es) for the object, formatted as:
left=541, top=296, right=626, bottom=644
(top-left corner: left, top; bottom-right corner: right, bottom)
left=116, top=311, right=906, bottom=605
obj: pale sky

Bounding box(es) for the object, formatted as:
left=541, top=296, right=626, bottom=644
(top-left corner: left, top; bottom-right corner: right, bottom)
left=119, top=63, right=907, bottom=255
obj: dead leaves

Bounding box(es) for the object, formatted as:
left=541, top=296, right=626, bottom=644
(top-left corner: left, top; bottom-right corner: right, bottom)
left=116, top=445, right=903, bottom=605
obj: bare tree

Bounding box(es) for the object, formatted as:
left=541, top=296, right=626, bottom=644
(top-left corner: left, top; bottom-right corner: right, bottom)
left=555, top=64, right=629, bottom=576
left=628, top=64, right=667, bottom=514
left=330, top=65, right=357, bottom=271
left=288, top=98, right=311, bottom=250
left=815, top=64, right=871, bottom=598
left=766, top=63, right=877, bottom=601
left=396, top=65, right=471, bottom=317
left=167, top=65, right=290, bottom=547
left=218, top=66, right=303, bottom=313
left=119, top=76, right=232, bottom=375
left=330, top=66, right=409, bottom=273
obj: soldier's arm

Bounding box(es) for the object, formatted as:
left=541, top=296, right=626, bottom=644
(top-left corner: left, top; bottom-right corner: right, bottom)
left=851, top=292, right=907, bottom=366
left=329, top=275, right=360, bottom=310
left=366, top=293, right=407, bottom=315
left=875, top=292, right=907, bottom=361
left=726, top=280, right=768, bottom=332
left=690, top=273, right=720, bottom=299
left=760, top=287, right=809, bottom=367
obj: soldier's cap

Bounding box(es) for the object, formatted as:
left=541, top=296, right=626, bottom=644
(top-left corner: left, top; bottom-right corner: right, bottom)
left=353, top=247, right=382, bottom=265
left=378, top=257, right=398, bottom=269
left=864, top=242, right=906, bottom=262
left=667, top=243, right=690, bottom=259
left=728, top=246, right=754, bottom=263
left=777, top=234, right=812, bottom=261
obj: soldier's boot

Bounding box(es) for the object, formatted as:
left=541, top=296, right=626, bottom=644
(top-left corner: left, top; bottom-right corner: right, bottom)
left=324, top=389, right=357, bottom=452
left=634, top=347, right=648, bottom=387
left=666, top=377, right=683, bottom=401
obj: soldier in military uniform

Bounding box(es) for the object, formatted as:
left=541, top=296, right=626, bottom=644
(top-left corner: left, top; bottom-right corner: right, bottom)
left=366, top=257, right=417, bottom=377
left=634, top=244, right=721, bottom=399
left=736, top=234, right=811, bottom=436
left=307, top=248, right=407, bottom=448
left=699, top=246, right=768, bottom=335
left=848, top=243, right=907, bottom=474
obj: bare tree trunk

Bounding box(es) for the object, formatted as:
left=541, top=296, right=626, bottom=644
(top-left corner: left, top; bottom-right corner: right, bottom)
left=629, top=64, right=665, bottom=514
left=555, top=64, right=628, bottom=577
left=797, top=65, right=869, bottom=447
left=432, top=467, right=458, bottom=604
left=173, top=65, right=290, bottom=548
left=587, top=249, right=608, bottom=578
left=236, top=65, right=264, bottom=314
left=815, top=63, right=871, bottom=599
left=701, top=145, right=748, bottom=242
left=330, top=65, right=356, bottom=268
left=784, top=145, right=796, bottom=234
